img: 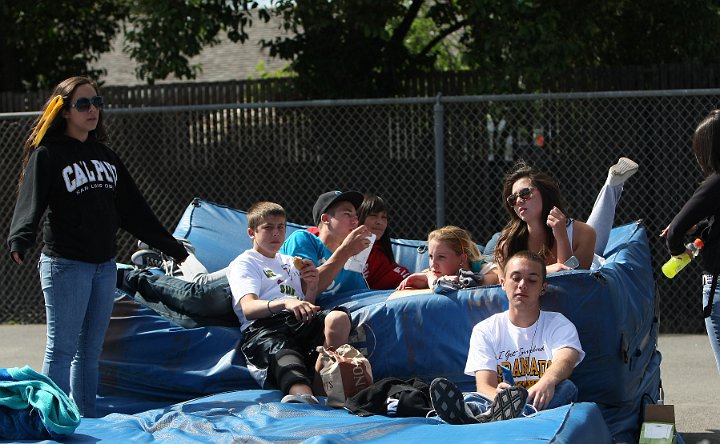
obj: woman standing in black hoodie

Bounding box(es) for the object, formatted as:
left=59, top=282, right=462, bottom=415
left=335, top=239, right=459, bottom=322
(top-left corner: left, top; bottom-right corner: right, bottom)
left=7, top=76, right=188, bottom=416
left=664, top=109, right=720, bottom=375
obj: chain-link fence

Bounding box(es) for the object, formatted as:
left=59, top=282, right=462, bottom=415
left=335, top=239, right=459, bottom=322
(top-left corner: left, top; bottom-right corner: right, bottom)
left=1, top=90, right=718, bottom=332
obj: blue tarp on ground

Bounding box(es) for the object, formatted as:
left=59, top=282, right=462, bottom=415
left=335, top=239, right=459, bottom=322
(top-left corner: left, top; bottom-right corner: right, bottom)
left=91, top=199, right=660, bottom=443
left=60, top=390, right=612, bottom=443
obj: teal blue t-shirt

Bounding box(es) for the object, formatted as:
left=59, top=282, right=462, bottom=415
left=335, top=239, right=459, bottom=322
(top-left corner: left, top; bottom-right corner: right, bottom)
left=280, top=230, right=368, bottom=298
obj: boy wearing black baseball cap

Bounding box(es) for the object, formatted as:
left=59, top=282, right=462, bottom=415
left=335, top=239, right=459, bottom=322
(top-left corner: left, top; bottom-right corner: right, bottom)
left=281, top=190, right=373, bottom=298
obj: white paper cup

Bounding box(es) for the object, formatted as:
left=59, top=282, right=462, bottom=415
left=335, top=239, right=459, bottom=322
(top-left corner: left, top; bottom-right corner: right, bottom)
left=344, top=233, right=376, bottom=273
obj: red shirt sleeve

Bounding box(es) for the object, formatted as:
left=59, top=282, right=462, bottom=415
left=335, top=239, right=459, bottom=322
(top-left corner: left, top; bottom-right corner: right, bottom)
left=365, top=245, right=410, bottom=289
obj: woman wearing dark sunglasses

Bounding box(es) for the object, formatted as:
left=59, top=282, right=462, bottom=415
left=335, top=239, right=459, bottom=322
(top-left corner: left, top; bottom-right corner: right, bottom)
left=494, top=158, right=637, bottom=272
left=7, top=76, right=189, bottom=417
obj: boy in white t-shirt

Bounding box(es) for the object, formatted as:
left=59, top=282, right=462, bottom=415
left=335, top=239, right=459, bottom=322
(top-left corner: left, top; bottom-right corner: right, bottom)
left=430, top=250, right=585, bottom=424
left=226, top=201, right=352, bottom=405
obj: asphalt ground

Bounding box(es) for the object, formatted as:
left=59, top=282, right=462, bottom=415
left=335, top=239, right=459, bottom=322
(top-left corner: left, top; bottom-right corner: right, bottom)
left=0, top=325, right=717, bottom=443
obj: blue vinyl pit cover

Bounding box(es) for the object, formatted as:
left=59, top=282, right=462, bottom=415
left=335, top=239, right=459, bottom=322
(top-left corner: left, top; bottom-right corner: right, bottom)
left=92, top=199, right=659, bottom=442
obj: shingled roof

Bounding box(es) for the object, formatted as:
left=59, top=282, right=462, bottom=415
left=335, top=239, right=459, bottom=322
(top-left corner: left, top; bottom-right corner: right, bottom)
left=93, top=16, right=290, bottom=86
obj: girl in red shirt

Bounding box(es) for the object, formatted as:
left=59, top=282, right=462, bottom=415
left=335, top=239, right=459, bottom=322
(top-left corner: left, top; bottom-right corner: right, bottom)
left=357, top=194, right=411, bottom=289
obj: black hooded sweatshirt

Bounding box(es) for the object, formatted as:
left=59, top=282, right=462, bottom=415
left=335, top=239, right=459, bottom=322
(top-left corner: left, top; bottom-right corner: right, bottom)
left=667, top=173, right=720, bottom=256
left=8, top=134, right=188, bottom=264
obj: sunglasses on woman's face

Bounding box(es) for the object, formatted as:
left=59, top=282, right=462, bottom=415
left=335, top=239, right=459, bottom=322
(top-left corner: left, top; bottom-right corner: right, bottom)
left=506, top=187, right=534, bottom=206
left=70, top=96, right=104, bottom=112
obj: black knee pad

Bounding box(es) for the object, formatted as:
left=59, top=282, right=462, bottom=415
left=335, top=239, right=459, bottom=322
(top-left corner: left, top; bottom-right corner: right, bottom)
left=271, top=349, right=312, bottom=394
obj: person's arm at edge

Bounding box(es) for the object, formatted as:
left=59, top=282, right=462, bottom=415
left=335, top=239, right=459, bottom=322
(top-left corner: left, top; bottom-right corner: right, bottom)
left=570, top=221, right=596, bottom=270
left=8, top=148, right=51, bottom=264
left=239, top=293, right=319, bottom=323
left=299, top=259, right=320, bottom=303
left=474, top=369, right=504, bottom=399
left=396, top=269, right=435, bottom=290
left=526, top=347, right=579, bottom=410
left=315, top=248, right=354, bottom=293
left=666, top=174, right=720, bottom=255
left=315, top=225, right=370, bottom=292
left=113, top=155, right=188, bottom=262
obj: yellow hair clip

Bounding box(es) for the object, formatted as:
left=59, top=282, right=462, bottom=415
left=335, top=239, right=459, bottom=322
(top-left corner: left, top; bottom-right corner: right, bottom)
left=31, top=95, right=64, bottom=148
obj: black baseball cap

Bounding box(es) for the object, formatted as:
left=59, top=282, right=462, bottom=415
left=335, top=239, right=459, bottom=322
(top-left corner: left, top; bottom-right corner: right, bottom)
left=312, top=190, right=364, bottom=226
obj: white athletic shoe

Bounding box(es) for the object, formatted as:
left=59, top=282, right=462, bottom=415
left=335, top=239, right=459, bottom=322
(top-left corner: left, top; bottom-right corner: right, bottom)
left=607, top=157, right=639, bottom=187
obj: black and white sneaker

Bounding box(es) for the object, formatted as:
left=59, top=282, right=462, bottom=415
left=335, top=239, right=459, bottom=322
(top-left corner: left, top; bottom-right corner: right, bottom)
left=429, top=378, right=479, bottom=425
left=139, top=238, right=195, bottom=254
left=477, top=386, right=529, bottom=423
left=131, top=249, right=165, bottom=269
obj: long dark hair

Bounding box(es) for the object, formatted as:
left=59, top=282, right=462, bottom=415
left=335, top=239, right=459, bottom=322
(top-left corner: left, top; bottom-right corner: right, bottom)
left=494, top=161, right=568, bottom=269
left=692, top=109, right=720, bottom=177
left=18, top=76, right=107, bottom=190
left=357, top=193, right=396, bottom=262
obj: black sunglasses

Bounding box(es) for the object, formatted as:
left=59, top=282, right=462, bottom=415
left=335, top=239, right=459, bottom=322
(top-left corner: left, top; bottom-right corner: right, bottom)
left=70, top=96, right=104, bottom=112
left=506, top=187, right=534, bottom=206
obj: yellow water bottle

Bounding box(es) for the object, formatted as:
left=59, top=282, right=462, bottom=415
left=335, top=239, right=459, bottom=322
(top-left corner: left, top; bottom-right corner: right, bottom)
left=661, top=238, right=704, bottom=278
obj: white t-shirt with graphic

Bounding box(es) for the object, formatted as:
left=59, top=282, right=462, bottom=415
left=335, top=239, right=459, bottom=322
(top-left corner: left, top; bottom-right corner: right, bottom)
left=226, top=249, right=305, bottom=330
left=464, top=311, right=585, bottom=389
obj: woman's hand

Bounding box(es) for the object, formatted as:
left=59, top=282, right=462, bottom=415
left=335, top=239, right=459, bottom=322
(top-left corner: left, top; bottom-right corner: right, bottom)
left=547, top=206, right=577, bottom=265
left=10, top=251, right=24, bottom=265
left=546, top=206, right=567, bottom=233
left=396, top=272, right=430, bottom=290
left=546, top=262, right=572, bottom=273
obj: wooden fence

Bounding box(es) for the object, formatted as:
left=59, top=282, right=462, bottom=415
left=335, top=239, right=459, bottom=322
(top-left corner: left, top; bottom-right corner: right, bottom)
left=2, top=64, right=720, bottom=113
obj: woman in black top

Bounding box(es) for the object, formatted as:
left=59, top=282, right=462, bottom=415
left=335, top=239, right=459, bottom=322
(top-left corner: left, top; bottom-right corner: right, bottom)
left=7, top=76, right=188, bottom=416
left=664, top=109, right=720, bottom=374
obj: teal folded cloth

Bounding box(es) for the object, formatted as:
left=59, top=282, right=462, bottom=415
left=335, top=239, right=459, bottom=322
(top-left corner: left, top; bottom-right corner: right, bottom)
left=0, top=366, right=81, bottom=439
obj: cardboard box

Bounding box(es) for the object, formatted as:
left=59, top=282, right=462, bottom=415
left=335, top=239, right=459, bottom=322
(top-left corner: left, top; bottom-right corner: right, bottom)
left=639, top=404, right=676, bottom=444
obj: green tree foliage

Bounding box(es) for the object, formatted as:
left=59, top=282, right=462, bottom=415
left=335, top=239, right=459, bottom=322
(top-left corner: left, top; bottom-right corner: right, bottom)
left=258, top=0, right=441, bottom=98
left=1, top=0, right=129, bottom=91
left=456, top=0, right=720, bottom=92
left=2, top=0, right=720, bottom=96
left=255, top=0, right=720, bottom=96
left=122, top=0, right=254, bottom=83
left=0, top=0, right=254, bottom=91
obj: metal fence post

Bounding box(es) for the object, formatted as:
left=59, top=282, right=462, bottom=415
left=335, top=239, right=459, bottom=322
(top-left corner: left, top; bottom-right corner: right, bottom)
left=434, top=93, right=445, bottom=228
left=1, top=90, right=719, bottom=332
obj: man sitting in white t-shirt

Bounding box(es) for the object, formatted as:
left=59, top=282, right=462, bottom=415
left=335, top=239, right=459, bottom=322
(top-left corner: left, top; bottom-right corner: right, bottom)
left=226, top=201, right=352, bottom=405
left=430, top=250, right=585, bottom=424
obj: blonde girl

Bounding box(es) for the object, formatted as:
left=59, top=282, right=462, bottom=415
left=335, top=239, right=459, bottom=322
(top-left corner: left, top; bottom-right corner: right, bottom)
left=396, top=226, right=498, bottom=290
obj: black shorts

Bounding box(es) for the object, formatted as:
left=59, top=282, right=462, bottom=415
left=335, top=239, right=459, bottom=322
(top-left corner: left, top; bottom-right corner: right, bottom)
left=240, top=306, right=350, bottom=371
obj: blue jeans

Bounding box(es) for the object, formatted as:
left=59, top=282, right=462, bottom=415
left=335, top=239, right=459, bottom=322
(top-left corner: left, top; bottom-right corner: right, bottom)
left=586, top=183, right=624, bottom=256
left=125, top=269, right=232, bottom=318
left=463, top=379, right=578, bottom=416
left=703, top=274, right=720, bottom=374
left=122, top=269, right=238, bottom=328
left=38, top=254, right=116, bottom=417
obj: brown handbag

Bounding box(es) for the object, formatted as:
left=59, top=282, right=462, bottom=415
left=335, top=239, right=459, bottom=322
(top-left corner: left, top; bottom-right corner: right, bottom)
left=316, top=344, right=373, bottom=408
